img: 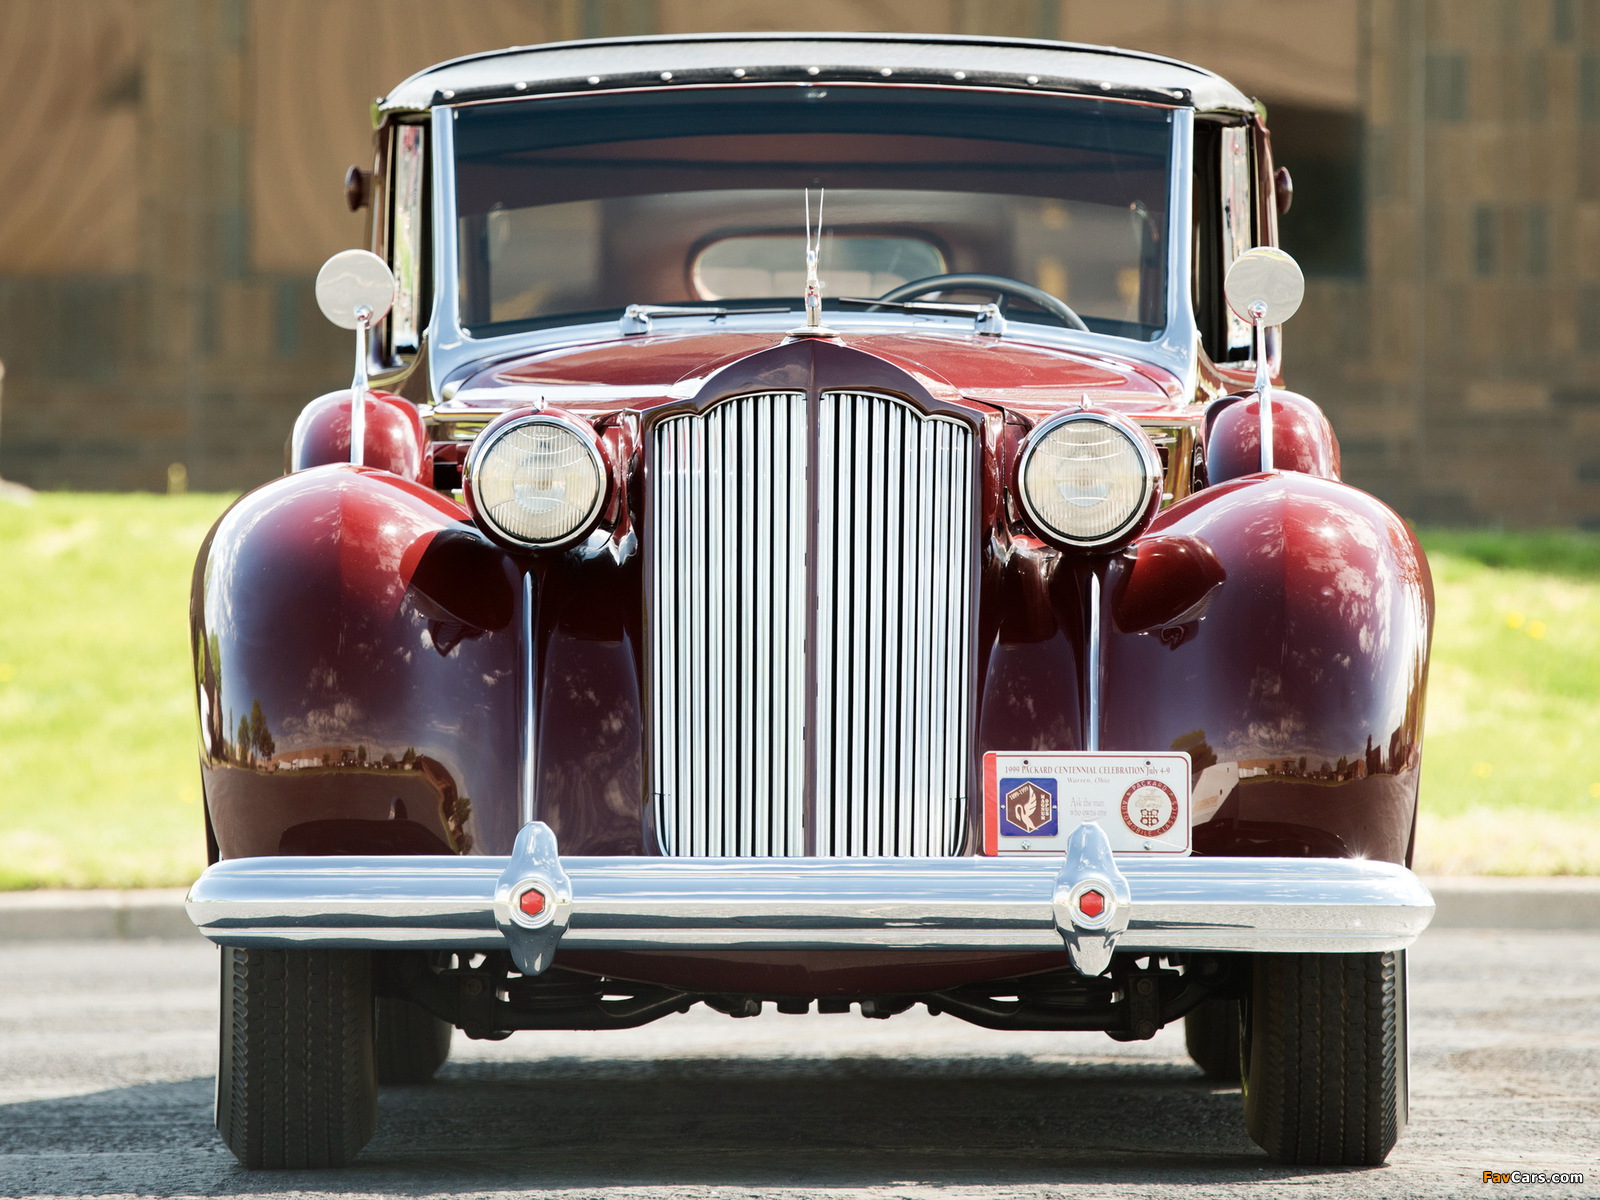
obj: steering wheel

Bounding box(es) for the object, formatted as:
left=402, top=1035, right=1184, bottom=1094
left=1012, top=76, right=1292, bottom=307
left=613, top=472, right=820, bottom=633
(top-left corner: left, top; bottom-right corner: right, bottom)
left=874, top=273, right=1090, bottom=331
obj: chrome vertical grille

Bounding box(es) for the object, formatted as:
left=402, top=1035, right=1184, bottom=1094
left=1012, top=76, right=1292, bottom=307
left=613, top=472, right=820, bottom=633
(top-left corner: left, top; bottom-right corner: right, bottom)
left=812, top=393, right=974, bottom=856
left=649, top=389, right=975, bottom=857
left=651, top=392, right=809, bottom=856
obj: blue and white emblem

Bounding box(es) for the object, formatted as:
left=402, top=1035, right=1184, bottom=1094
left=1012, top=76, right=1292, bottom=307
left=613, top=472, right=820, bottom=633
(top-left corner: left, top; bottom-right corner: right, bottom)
left=999, top=777, right=1058, bottom=837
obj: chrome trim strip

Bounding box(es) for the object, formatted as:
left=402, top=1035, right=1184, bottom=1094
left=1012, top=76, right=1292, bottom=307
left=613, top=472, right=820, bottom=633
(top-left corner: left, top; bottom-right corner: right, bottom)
left=1085, top=571, right=1101, bottom=753
left=425, top=106, right=465, bottom=400
left=379, top=39, right=1258, bottom=118
left=187, top=842, right=1437, bottom=955
left=1160, top=107, right=1199, bottom=401
left=390, top=125, right=426, bottom=355
left=520, top=572, right=536, bottom=825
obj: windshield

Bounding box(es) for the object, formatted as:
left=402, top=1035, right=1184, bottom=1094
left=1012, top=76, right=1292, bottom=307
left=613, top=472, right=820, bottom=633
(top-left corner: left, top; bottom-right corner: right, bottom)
left=453, top=87, right=1174, bottom=340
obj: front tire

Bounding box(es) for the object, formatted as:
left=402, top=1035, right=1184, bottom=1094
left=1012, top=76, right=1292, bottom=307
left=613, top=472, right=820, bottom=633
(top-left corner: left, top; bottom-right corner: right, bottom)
left=217, top=947, right=378, bottom=1169
left=1242, top=950, right=1407, bottom=1166
left=1184, top=996, right=1242, bottom=1081
left=375, top=997, right=453, bottom=1085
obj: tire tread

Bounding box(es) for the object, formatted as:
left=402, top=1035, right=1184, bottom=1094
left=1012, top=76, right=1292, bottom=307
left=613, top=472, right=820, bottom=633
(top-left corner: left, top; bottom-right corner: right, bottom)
left=1243, top=950, right=1403, bottom=1166
left=216, top=947, right=378, bottom=1169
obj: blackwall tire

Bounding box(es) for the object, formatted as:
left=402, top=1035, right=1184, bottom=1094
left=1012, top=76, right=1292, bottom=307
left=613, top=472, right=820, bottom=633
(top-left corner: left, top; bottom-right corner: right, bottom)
left=1242, top=950, right=1407, bottom=1166
left=375, top=997, right=453, bottom=1085
left=216, top=947, right=378, bottom=1169
left=1184, top=996, right=1242, bottom=1081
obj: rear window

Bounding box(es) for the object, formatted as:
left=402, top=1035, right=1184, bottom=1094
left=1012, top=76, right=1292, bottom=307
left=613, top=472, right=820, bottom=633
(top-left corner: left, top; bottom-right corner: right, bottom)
left=693, top=233, right=947, bottom=300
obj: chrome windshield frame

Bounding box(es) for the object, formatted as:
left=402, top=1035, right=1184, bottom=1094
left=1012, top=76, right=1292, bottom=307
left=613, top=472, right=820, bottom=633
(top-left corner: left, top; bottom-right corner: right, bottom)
left=425, top=95, right=1197, bottom=402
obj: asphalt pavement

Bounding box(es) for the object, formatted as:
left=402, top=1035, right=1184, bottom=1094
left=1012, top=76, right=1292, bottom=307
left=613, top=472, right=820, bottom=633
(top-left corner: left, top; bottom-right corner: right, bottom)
left=0, top=927, right=1595, bottom=1199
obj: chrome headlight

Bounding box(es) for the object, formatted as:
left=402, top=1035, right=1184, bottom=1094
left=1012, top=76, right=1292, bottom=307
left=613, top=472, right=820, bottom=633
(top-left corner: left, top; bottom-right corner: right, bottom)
left=1018, top=413, right=1161, bottom=549
left=465, top=413, right=607, bottom=548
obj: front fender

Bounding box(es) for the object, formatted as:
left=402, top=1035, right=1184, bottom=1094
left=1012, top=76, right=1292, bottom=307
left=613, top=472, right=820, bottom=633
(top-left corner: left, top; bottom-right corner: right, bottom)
left=1103, top=473, right=1433, bottom=864
left=191, top=465, right=523, bottom=860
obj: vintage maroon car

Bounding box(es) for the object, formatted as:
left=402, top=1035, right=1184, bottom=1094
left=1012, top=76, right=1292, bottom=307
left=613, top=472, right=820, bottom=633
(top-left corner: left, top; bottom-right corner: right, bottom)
left=185, top=32, right=1435, bottom=1170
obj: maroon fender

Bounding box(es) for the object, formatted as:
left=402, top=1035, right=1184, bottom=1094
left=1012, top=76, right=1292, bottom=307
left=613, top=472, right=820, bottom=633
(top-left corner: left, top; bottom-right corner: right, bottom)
left=290, top=388, right=432, bottom=484
left=1101, top=472, right=1432, bottom=864
left=1204, top=389, right=1340, bottom=484
left=191, top=464, right=523, bottom=860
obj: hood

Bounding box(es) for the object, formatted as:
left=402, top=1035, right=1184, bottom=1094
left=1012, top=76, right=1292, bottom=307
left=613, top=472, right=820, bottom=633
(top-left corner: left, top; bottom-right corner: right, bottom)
left=444, top=329, right=1189, bottom=424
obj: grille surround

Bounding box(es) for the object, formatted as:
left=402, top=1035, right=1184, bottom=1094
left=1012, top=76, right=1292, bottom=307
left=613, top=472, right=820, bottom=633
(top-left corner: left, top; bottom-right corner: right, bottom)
left=647, top=388, right=978, bottom=858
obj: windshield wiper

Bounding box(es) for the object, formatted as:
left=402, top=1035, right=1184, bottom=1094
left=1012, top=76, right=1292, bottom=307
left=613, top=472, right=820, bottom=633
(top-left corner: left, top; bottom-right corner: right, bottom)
left=620, top=304, right=790, bottom=335
left=836, top=296, right=987, bottom=314
left=835, top=296, right=1005, bottom=335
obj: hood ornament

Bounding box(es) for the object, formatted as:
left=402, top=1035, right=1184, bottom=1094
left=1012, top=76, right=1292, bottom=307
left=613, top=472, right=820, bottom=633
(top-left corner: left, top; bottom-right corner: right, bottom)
left=788, top=188, right=837, bottom=339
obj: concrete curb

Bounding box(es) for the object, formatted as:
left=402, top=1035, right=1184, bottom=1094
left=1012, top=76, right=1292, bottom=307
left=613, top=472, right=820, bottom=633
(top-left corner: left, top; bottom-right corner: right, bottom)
left=0, top=888, right=194, bottom=941
left=1422, top=875, right=1600, bottom=930
left=0, top=876, right=1594, bottom=941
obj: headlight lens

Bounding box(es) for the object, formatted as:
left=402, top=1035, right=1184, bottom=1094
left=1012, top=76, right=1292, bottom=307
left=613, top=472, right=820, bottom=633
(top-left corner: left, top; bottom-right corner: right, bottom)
left=468, top=416, right=605, bottom=546
left=1019, top=415, right=1159, bottom=547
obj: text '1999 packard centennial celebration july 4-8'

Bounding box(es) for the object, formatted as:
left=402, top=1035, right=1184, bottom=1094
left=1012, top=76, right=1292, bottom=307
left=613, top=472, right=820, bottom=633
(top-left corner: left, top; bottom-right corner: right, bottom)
left=182, top=31, right=1435, bottom=1171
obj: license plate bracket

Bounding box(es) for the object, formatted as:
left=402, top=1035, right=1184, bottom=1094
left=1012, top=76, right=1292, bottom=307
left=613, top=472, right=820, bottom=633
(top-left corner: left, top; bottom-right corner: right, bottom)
left=981, top=751, right=1192, bottom=856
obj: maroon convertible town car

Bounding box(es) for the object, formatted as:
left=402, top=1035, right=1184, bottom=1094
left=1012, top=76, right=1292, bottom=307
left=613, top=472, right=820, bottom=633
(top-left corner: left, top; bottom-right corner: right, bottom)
left=184, top=32, right=1436, bottom=1170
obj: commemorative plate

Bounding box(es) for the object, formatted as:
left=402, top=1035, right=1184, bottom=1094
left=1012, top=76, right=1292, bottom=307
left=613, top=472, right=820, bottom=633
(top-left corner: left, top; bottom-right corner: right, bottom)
left=981, top=751, right=1193, bottom=855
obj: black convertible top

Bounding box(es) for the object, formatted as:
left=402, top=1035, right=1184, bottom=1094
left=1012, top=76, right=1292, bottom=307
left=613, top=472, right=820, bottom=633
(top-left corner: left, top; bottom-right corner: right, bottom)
left=377, top=31, right=1257, bottom=120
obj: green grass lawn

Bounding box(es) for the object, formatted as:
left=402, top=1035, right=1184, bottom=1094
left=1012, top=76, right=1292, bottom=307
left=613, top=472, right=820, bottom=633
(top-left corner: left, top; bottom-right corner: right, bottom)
left=0, top=493, right=230, bottom=888
left=1411, top=530, right=1600, bottom=875
left=0, top=493, right=1596, bottom=887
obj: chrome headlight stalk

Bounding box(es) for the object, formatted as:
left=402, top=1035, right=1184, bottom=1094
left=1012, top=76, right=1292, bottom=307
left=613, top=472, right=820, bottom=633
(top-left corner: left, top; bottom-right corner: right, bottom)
left=464, top=408, right=610, bottom=551
left=1016, top=410, right=1163, bottom=552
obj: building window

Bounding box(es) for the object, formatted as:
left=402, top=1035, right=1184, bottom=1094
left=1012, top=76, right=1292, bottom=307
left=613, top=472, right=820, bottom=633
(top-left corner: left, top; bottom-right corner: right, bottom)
left=1582, top=54, right=1600, bottom=122
left=1475, top=206, right=1497, bottom=276
left=1271, top=105, right=1365, bottom=277
left=1426, top=53, right=1468, bottom=122
left=1553, top=0, right=1577, bottom=42
left=1581, top=286, right=1600, bottom=352
left=1527, top=205, right=1550, bottom=276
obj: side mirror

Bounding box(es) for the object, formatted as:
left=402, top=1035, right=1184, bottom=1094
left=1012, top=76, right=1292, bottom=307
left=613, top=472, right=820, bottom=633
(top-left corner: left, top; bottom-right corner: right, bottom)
left=315, top=249, right=395, bottom=329
left=1223, top=247, right=1305, bottom=474
left=315, top=250, right=396, bottom=467
left=1224, top=246, right=1304, bottom=328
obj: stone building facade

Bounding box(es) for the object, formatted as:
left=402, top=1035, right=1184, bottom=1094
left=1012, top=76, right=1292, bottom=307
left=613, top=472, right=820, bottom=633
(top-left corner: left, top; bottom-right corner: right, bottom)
left=0, top=0, right=1593, bottom=527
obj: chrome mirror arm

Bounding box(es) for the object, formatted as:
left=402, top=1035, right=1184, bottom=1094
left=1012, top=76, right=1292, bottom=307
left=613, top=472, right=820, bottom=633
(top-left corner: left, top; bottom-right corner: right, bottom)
left=350, top=306, right=372, bottom=467
left=1251, top=301, right=1272, bottom=473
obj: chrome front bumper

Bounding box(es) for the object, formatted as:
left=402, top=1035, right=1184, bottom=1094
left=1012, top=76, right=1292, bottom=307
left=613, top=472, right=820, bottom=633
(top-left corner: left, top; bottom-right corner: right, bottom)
left=187, top=821, right=1435, bottom=976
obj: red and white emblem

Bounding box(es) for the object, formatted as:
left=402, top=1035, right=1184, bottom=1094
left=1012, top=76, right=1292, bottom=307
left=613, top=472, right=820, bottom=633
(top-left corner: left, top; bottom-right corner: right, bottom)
left=1120, top=779, right=1179, bottom=838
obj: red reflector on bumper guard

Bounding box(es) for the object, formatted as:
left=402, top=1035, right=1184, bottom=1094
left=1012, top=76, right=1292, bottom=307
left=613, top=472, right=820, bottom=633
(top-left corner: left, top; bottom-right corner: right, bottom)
left=518, top=888, right=547, bottom=919
left=1078, top=888, right=1106, bottom=919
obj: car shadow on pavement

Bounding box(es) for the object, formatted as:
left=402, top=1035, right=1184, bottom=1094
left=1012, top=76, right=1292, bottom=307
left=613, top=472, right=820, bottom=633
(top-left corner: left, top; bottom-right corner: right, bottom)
left=0, top=1053, right=1395, bottom=1195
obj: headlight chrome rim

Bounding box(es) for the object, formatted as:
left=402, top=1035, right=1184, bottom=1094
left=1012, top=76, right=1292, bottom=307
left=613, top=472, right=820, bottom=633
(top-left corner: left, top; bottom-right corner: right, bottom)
left=464, top=411, right=609, bottom=549
left=1017, top=411, right=1162, bottom=550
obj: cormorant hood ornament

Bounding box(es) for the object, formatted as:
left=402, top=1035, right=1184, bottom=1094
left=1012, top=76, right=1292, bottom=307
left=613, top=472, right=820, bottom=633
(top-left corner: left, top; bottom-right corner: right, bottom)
left=788, top=188, right=837, bottom=339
